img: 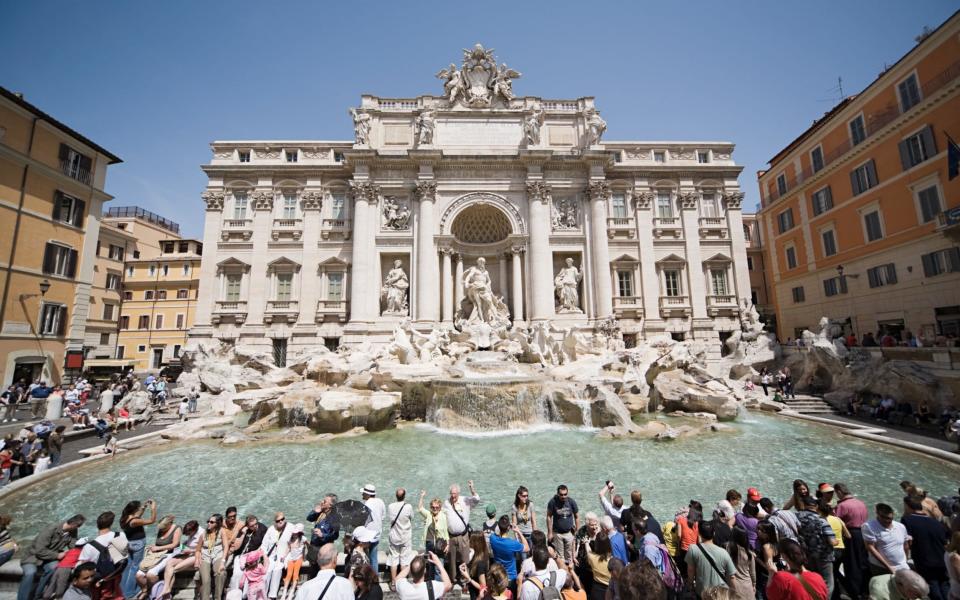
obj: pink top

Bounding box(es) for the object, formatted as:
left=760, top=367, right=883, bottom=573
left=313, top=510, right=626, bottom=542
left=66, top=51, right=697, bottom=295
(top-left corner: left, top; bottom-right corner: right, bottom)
left=834, top=497, right=868, bottom=528
left=241, top=550, right=268, bottom=585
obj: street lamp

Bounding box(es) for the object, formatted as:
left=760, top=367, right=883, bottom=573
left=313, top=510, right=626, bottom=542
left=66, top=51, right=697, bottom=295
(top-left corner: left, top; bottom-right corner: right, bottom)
left=39, top=279, right=50, bottom=296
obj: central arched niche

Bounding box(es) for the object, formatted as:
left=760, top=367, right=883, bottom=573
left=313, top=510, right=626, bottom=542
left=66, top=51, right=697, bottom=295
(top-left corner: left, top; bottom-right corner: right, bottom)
left=451, top=204, right=512, bottom=244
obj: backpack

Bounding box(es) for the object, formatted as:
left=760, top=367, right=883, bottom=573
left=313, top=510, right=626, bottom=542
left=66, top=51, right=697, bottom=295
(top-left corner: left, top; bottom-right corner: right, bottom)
left=658, top=546, right=680, bottom=591
left=796, top=512, right=833, bottom=567
left=529, top=572, right=562, bottom=600
left=88, top=537, right=121, bottom=579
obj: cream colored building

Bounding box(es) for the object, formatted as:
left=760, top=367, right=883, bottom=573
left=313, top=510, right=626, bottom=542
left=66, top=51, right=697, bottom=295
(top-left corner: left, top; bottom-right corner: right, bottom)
left=117, top=239, right=201, bottom=370
left=191, top=45, right=750, bottom=361
left=0, top=87, right=121, bottom=385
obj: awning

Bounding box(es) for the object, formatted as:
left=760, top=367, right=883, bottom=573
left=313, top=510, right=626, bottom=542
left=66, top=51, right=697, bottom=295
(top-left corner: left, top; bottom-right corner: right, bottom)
left=83, top=359, right=137, bottom=368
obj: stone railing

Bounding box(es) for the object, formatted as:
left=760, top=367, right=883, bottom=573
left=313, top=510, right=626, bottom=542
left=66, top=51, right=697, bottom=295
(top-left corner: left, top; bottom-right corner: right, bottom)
left=614, top=296, right=641, bottom=306
left=316, top=299, right=349, bottom=322
left=266, top=300, right=299, bottom=311
left=223, top=219, right=252, bottom=229
left=660, top=295, right=689, bottom=306
left=699, top=217, right=725, bottom=226
left=273, top=218, right=302, bottom=228
left=215, top=300, right=247, bottom=312
left=707, top=295, right=736, bottom=305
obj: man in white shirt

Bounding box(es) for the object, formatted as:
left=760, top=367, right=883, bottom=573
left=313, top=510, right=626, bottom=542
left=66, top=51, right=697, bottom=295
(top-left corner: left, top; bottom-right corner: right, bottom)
left=295, top=543, right=354, bottom=600
left=520, top=547, right=567, bottom=600
left=262, top=512, right=293, bottom=599
left=387, top=488, right=415, bottom=587
left=362, top=483, right=386, bottom=574
left=443, top=480, right=480, bottom=581
left=862, top=503, right=911, bottom=575
left=396, top=552, right=451, bottom=600
left=598, top=481, right=626, bottom=529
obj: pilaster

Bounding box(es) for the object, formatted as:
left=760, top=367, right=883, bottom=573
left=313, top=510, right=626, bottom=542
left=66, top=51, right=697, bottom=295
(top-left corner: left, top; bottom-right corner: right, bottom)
left=348, top=180, right=379, bottom=322
left=414, top=179, right=439, bottom=323
left=723, top=191, right=751, bottom=306
left=243, top=189, right=274, bottom=328
left=634, top=190, right=662, bottom=329
left=297, top=190, right=323, bottom=328
left=587, top=180, right=613, bottom=319
left=679, top=190, right=708, bottom=321
left=525, top=178, right=554, bottom=321
left=192, top=190, right=225, bottom=335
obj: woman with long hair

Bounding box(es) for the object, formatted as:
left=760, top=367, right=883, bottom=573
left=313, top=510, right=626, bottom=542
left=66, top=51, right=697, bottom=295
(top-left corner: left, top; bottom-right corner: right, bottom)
left=511, top=486, right=537, bottom=552
left=726, top=526, right=757, bottom=600
left=755, top=521, right=781, bottom=600
left=675, top=501, right=702, bottom=575
left=460, top=531, right=491, bottom=600
left=160, top=520, right=201, bottom=600
left=782, top=480, right=810, bottom=511
left=135, top=515, right=181, bottom=599
left=767, top=539, right=827, bottom=600
left=585, top=531, right=612, bottom=600
left=484, top=563, right=511, bottom=600
left=119, top=499, right=157, bottom=598
left=354, top=564, right=383, bottom=600
left=195, top=514, right=229, bottom=600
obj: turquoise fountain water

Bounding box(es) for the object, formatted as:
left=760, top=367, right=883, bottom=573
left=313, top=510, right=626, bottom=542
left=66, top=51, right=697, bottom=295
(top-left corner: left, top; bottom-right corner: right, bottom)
left=2, top=413, right=957, bottom=541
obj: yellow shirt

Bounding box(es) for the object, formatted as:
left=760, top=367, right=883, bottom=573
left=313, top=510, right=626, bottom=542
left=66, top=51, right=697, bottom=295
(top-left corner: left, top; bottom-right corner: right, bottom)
left=662, top=521, right=679, bottom=556
left=826, top=515, right=845, bottom=549
left=586, top=551, right=611, bottom=586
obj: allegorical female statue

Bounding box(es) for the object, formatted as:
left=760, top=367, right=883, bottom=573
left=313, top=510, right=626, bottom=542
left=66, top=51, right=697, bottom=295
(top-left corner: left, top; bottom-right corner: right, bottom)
left=554, top=258, right=583, bottom=313
left=381, top=260, right=409, bottom=315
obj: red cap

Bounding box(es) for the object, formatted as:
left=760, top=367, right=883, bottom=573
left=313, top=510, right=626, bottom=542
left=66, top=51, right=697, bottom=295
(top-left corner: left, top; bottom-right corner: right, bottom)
left=818, top=483, right=834, bottom=493
left=747, top=487, right=761, bottom=501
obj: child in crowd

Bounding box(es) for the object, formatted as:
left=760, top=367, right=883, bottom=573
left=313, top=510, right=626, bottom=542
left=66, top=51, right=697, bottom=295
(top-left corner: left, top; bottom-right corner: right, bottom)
left=240, top=549, right=268, bottom=600
left=280, top=525, right=305, bottom=600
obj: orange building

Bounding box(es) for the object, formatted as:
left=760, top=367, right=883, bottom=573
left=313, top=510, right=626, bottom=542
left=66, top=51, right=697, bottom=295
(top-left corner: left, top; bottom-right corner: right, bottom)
left=757, top=11, right=960, bottom=343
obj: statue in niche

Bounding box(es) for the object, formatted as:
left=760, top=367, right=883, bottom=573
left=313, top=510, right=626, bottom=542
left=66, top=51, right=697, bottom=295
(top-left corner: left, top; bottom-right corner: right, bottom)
left=415, top=110, right=436, bottom=145
left=551, top=196, right=579, bottom=230
left=554, top=258, right=583, bottom=313
left=523, top=107, right=544, bottom=146
left=459, top=257, right=510, bottom=327
left=349, top=108, right=371, bottom=145
left=583, top=108, right=607, bottom=147
left=382, top=196, right=410, bottom=230
left=381, top=260, right=409, bottom=315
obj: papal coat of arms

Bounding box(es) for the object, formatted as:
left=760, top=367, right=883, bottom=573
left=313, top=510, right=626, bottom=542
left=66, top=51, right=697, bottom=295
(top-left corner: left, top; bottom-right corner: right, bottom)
left=436, top=43, right=521, bottom=108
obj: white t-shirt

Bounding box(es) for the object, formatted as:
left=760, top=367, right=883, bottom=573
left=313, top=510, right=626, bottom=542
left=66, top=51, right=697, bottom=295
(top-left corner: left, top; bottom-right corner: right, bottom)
left=396, top=579, right=447, bottom=600
left=444, top=495, right=480, bottom=536
left=520, top=569, right=567, bottom=600
left=521, top=556, right=558, bottom=577
left=388, top=501, right=413, bottom=546
left=365, top=497, right=387, bottom=541
left=295, top=570, right=355, bottom=600
left=79, top=531, right=119, bottom=563
left=862, top=519, right=911, bottom=571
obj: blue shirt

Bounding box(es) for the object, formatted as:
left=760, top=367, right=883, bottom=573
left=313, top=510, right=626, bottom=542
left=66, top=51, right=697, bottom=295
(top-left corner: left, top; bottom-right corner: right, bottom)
left=489, top=533, right=523, bottom=581
left=610, top=530, right=628, bottom=564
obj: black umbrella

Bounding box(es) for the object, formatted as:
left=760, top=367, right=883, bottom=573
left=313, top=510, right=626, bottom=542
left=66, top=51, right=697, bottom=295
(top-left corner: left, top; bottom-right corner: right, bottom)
left=328, top=499, right=370, bottom=531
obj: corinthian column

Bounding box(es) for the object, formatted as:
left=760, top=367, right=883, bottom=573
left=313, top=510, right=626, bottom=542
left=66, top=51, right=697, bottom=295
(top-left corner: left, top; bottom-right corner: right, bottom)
left=193, top=190, right=225, bottom=334
left=441, top=248, right=453, bottom=324
left=511, top=246, right=524, bottom=321
left=723, top=191, right=750, bottom=306
left=415, top=181, right=439, bottom=323
left=349, top=181, right=378, bottom=321
left=454, top=253, right=464, bottom=310
left=588, top=180, right=613, bottom=319
left=246, top=189, right=274, bottom=326
left=526, top=181, right=554, bottom=321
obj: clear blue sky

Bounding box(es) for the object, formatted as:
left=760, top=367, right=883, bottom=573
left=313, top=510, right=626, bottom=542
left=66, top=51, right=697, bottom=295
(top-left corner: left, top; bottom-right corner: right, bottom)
left=2, top=1, right=956, bottom=238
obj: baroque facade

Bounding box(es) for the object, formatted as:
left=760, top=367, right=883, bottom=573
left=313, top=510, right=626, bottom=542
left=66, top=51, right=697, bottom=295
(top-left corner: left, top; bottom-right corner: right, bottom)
left=191, top=45, right=750, bottom=359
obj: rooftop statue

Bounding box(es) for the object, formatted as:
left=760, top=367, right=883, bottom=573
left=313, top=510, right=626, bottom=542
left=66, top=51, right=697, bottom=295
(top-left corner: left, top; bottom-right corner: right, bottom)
left=436, top=43, right=521, bottom=108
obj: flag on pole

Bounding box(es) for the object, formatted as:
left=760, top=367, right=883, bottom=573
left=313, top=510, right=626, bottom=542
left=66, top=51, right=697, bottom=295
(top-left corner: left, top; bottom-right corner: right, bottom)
left=948, top=131, right=960, bottom=180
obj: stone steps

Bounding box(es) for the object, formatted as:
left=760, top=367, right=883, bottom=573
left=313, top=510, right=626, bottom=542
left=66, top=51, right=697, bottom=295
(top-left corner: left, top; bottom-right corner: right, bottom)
left=783, top=395, right=836, bottom=415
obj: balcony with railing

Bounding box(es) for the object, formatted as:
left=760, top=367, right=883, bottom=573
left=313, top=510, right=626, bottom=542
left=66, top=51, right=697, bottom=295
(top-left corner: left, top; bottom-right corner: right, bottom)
left=606, top=216, right=636, bottom=239
left=652, top=217, right=682, bottom=238
left=321, top=218, right=351, bottom=240
left=212, top=300, right=247, bottom=324
left=698, top=217, right=727, bottom=239
left=316, top=299, right=349, bottom=321
left=271, top=218, right=303, bottom=241
left=264, top=299, right=299, bottom=323
left=613, top=296, right=643, bottom=318
left=937, top=207, right=960, bottom=243
left=220, top=218, right=253, bottom=241
left=659, top=295, right=691, bottom=317
left=60, top=158, right=92, bottom=185
left=763, top=58, right=960, bottom=208
left=706, top=294, right=737, bottom=317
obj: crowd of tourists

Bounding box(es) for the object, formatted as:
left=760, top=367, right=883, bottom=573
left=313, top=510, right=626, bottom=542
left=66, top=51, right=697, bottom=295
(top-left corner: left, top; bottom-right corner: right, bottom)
left=4, top=477, right=960, bottom=600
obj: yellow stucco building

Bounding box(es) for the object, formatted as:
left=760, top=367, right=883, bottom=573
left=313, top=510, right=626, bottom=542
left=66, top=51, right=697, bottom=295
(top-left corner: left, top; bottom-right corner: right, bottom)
left=0, top=87, right=121, bottom=385
left=117, top=238, right=202, bottom=370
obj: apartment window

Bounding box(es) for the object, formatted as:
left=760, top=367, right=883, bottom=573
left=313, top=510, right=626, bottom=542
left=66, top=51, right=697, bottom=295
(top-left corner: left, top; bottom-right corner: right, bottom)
left=162, top=265, right=169, bottom=276
left=899, top=126, right=936, bottom=170
left=108, top=245, right=124, bottom=261
left=177, top=289, right=188, bottom=299
left=867, top=263, right=898, bottom=288
left=850, top=160, right=878, bottom=195
left=823, top=276, right=847, bottom=297
left=137, top=345, right=145, bottom=352
left=148, top=264, right=156, bottom=277
left=897, top=73, right=921, bottom=112
left=105, top=273, right=121, bottom=290
left=285, top=150, right=298, bottom=163
left=863, top=210, right=883, bottom=242
left=155, top=314, right=163, bottom=329
left=821, top=228, right=838, bottom=257
left=225, top=273, right=242, bottom=301
left=99, top=333, right=110, bottom=346
left=327, top=272, right=344, bottom=301
left=173, top=344, right=182, bottom=358
left=58, top=144, right=92, bottom=184
left=126, top=266, right=134, bottom=277
left=123, top=291, right=133, bottom=300
left=233, top=192, right=248, bottom=220
left=747, top=256, right=754, bottom=271
left=785, top=246, right=797, bottom=270
left=811, top=186, right=833, bottom=216
left=178, top=241, right=189, bottom=253
left=663, top=270, right=681, bottom=297
left=176, top=314, right=185, bottom=329
left=697, top=151, right=710, bottom=164
left=917, top=185, right=942, bottom=223
left=42, top=243, right=78, bottom=278
left=163, top=242, right=175, bottom=253
left=116, top=346, right=125, bottom=359
left=654, top=151, right=666, bottom=163
left=157, top=290, right=167, bottom=300
left=238, top=150, right=250, bottom=163
left=776, top=174, right=787, bottom=196
left=616, top=270, right=634, bottom=297
left=276, top=272, right=294, bottom=301
left=52, top=192, right=85, bottom=227
left=102, top=303, right=114, bottom=320
left=610, top=193, right=627, bottom=218
left=282, top=193, right=298, bottom=219
left=777, top=208, right=795, bottom=233
left=791, top=286, right=805, bottom=303
left=144, top=290, right=154, bottom=300
left=119, top=316, right=129, bottom=329
left=330, top=194, right=346, bottom=220
left=137, top=315, right=149, bottom=329
left=39, top=303, right=67, bottom=335
left=710, top=269, right=729, bottom=296
left=811, top=147, right=824, bottom=173
left=849, top=115, right=866, bottom=145
left=921, top=248, right=960, bottom=277
left=656, top=191, right=673, bottom=218
left=700, top=193, right=719, bottom=218
left=182, top=264, right=190, bottom=276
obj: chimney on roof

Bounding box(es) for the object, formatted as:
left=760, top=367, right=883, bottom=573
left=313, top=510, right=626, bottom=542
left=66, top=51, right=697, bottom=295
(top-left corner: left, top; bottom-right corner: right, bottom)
left=13, top=92, right=23, bottom=99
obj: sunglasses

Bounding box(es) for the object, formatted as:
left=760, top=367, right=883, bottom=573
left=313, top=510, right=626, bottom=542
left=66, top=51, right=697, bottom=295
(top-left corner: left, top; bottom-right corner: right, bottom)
left=275, top=518, right=285, bottom=523
left=207, top=520, right=217, bottom=524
